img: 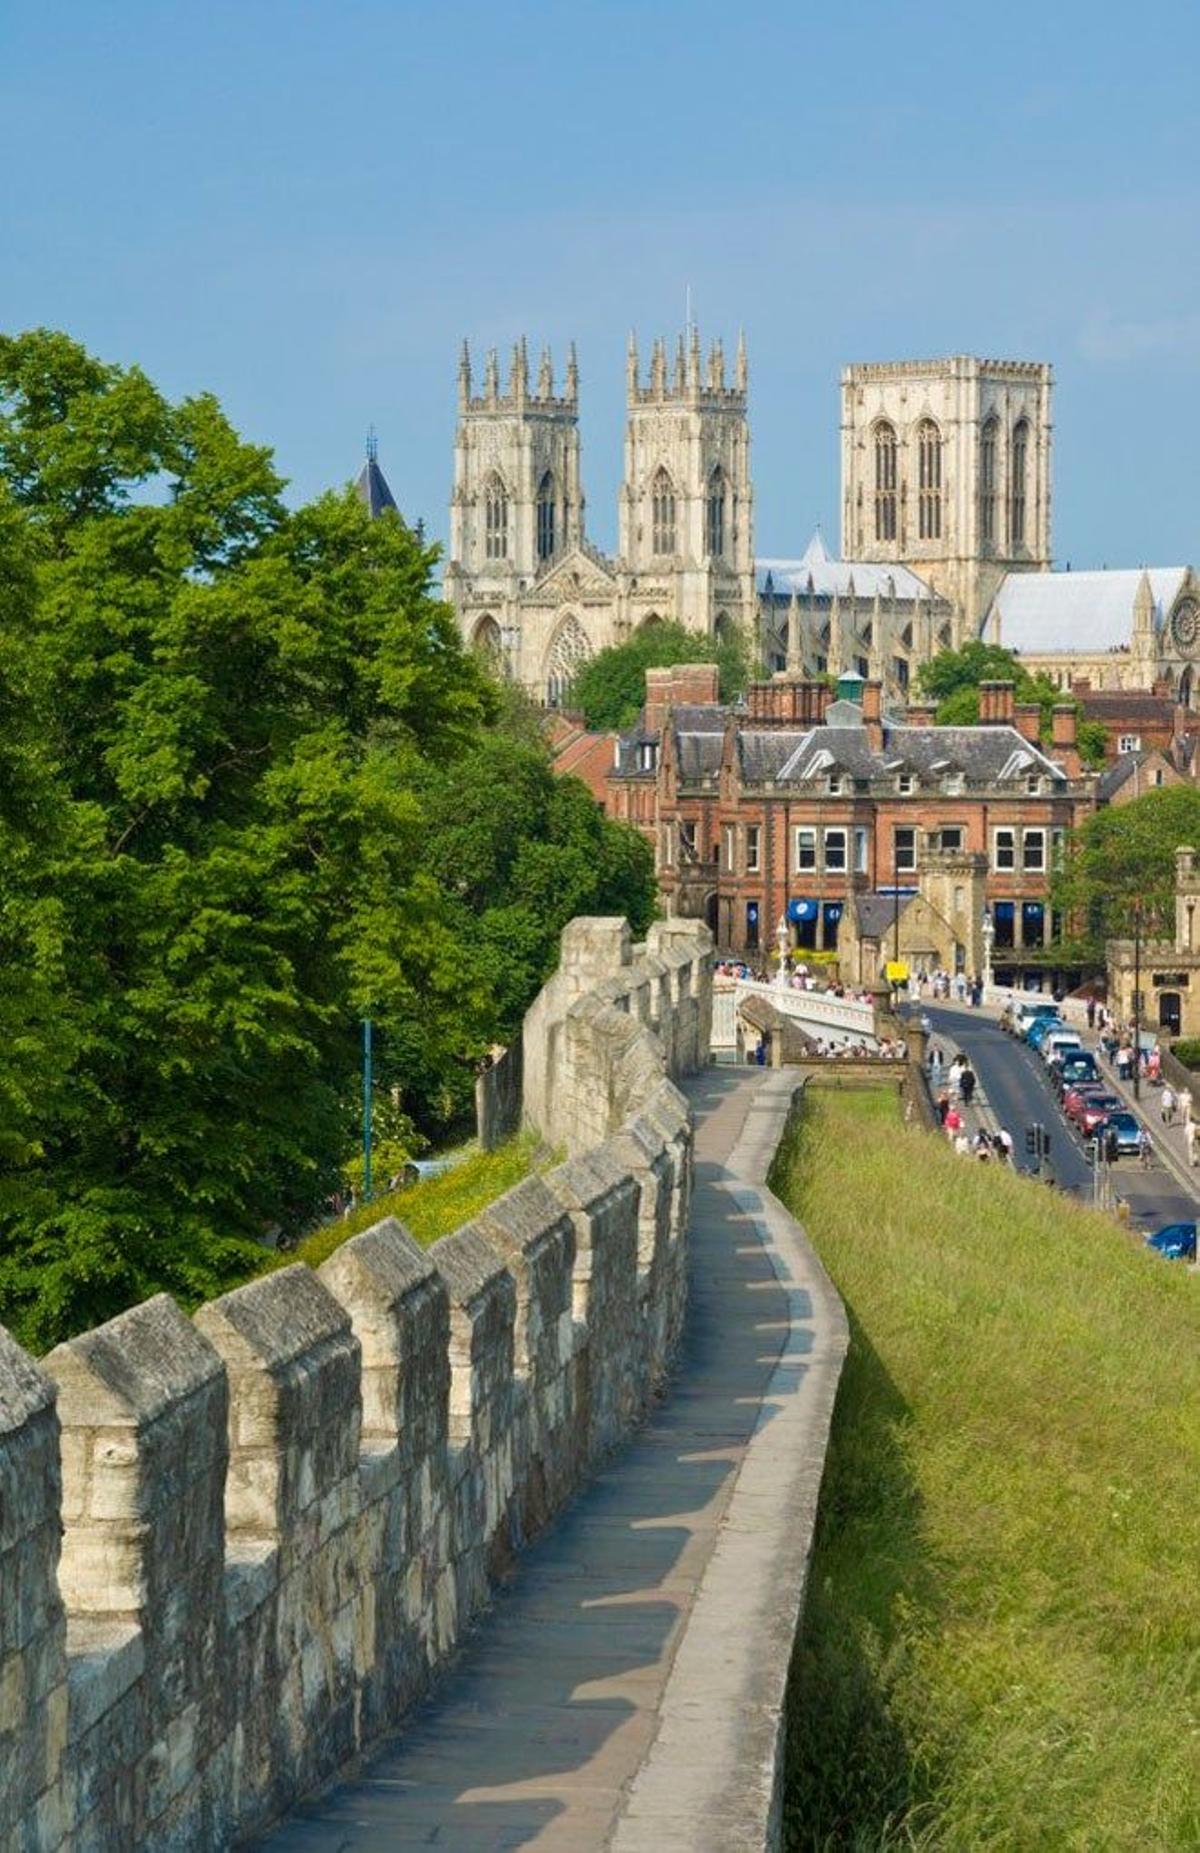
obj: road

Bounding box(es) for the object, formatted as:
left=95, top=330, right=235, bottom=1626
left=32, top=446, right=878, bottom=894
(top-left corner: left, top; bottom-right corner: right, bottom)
left=922, top=1005, right=1197, bottom=1233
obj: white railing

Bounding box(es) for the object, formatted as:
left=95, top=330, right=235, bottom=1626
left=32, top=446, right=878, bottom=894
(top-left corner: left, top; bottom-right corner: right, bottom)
left=712, top=977, right=878, bottom=1054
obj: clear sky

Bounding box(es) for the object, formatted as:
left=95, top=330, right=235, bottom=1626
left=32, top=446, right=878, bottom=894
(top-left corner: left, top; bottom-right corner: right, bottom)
left=3, top=0, right=1198, bottom=569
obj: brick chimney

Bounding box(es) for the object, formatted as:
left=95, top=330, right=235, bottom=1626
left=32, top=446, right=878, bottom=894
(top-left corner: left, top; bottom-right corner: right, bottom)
left=1051, top=703, right=1080, bottom=777
left=644, top=663, right=720, bottom=732
left=1014, top=701, right=1042, bottom=745
left=861, top=679, right=883, bottom=751
left=906, top=700, right=937, bottom=727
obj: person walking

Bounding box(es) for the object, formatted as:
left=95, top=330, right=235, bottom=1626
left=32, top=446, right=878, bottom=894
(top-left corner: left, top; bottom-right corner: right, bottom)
left=948, top=1056, right=964, bottom=1101
left=1139, top=1126, right=1154, bottom=1170
left=1161, top=1083, right=1176, bottom=1126
left=1086, top=997, right=1096, bottom=1030
left=960, top=1064, right=977, bottom=1108
left=1185, top=1118, right=1199, bottom=1169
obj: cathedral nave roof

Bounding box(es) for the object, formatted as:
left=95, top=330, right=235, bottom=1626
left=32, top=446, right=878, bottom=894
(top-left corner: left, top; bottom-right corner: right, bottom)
left=985, top=566, right=1190, bottom=654
left=757, top=532, right=939, bottom=603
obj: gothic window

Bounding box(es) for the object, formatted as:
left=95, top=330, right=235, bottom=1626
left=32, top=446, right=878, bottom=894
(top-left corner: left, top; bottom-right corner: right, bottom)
left=536, top=470, right=556, bottom=562
left=917, top=420, right=942, bottom=541
left=874, top=422, right=897, bottom=541
left=705, top=466, right=726, bottom=558
left=471, top=614, right=502, bottom=660
left=651, top=467, right=676, bottom=556
left=484, top=473, right=509, bottom=560
left=1010, top=418, right=1029, bottom=547
left=714, top=610, right=733, bottom=646
left=544, top=613, right=592, bottom=707
left=980, top=416, right=998, bottom=544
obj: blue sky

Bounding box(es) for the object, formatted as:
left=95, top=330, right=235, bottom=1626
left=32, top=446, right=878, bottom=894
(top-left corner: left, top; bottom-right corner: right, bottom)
left=3, top=0, right=1198, bottom=568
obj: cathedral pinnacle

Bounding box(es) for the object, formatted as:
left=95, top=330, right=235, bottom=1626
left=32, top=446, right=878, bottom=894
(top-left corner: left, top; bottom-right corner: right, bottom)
left=458, top=339, right=472, bottom=408
left=566, top=341, right=579, bottom=403
left=735, top=329, right=748, bottom=392
left=484, top=348, right=499, bottom=404
left=626, top=330, right=639, bottom=396
left=538, top=345, right=554, bottom=399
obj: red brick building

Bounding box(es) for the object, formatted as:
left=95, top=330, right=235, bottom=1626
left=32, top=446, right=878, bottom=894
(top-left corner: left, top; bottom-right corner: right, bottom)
left=607, top=669, right=1096, bottom=984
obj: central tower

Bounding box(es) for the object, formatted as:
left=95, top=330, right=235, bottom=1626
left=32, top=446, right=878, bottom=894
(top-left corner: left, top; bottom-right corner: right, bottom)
left=619, top=327, right=755, bottom=639
left=841, top=355, right=1052, bottom=633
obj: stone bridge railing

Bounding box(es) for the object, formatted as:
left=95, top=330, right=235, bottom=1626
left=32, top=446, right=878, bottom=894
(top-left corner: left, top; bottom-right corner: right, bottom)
left=0, top=916, right=712, bottom=1851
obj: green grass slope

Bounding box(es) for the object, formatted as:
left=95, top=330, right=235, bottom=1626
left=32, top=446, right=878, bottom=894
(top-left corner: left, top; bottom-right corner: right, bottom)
left=771, top=1090, right=1200, bottom=1852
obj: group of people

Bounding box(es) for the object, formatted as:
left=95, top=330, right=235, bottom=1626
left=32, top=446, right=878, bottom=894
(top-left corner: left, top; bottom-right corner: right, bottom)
left=911, top=968, right=986, bottom=1008
left=931, top=1049, right=1017, bottom=1162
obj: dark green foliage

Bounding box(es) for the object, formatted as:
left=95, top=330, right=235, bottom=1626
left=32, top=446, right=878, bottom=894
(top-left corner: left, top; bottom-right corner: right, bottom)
left=571, top=617, right=752, bottom=729
left=1169, top=1038, right=1200, bottom=1070
left=917, top=640, right=1106, bottom=768
left=1052, top=783, right=1200, bottom=956
left=0, top=330, right=656, bottom=1350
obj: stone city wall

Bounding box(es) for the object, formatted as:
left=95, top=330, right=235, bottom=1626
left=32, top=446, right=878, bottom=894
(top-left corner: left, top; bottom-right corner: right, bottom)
left=0, top=914, right=712, bottom=1851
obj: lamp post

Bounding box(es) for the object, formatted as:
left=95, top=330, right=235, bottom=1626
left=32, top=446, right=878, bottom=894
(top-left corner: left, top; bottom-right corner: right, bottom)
left=1132, top=903, right=1142, bottom=1102
left=982, top=907, right=995, bottom=998
left=362, top=1017, right=374, bottom=1202
left=775, top=913, right=790, bottom=991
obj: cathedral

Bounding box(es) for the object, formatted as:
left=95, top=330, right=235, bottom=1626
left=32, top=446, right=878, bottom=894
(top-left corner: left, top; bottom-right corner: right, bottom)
left=436, top=337, right=1199, bottom=713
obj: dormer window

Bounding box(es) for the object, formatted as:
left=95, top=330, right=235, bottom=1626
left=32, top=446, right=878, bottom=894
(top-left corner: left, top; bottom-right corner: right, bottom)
left=1026, top=774, right=1040, bottom=794
left=638, top=741, right=658, bottom=773
left=898, top=773, right=915, bottom=795
left=827, top=774, right=842, bottom=795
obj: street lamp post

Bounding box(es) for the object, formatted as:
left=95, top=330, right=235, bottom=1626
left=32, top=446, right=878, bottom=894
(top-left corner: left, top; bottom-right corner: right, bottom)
left=982, top=907, right=995, bottom=998
left=362, top=1017, right=374, bottom=1202
left=1132, top=903, right=1142, bottom=1102
left=775, top=914, right=790, bottom=991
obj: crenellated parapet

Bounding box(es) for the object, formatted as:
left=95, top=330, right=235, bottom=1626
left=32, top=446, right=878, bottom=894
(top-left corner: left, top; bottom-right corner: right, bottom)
left=0, top=913, right=713, bottom=1851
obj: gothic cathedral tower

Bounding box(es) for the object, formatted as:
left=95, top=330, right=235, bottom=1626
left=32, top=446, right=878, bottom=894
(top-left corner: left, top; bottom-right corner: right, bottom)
left=619, top=328, right=755, bottom=640
left=840, top=356, right=1052, bottom=634
left=445, top=340, right=584, bottom=654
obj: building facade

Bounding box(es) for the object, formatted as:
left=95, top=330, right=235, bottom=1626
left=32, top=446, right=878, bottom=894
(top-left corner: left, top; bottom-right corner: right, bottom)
left=983, top=567, right=1200, bottom=705
left=841, top=355, right=1053, bottom=628
left=607, top=668, right=1094, bottom=987
left=442, top=331, right=756, bottom=701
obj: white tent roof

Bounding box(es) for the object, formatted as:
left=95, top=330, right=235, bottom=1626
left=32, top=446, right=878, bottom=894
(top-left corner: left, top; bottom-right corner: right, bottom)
left=757, top=531, right=937, bottom=602
left=985, top=567, right=1189, bottom=653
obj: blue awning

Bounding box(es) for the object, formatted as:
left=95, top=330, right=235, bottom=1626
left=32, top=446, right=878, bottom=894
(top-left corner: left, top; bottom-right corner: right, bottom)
left=788, top=898, right=818, bottom=923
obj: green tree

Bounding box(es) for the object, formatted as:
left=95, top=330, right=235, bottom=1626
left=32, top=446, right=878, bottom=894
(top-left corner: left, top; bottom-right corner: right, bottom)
left=0, top=330, right=493, bottom=1349
left=917, top=640, right=1106, bottom=767
left=571, top=618, right=752, bottom=730
left=1051, top=784, right=1200, bottom=954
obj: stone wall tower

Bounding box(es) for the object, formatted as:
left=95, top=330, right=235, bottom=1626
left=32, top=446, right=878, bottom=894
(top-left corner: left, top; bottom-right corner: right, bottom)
left=841, top=355, right=1052, bottom=634
left=618, top=328, right=755, bottom=639
left=446, top=339, right=584, bottom=647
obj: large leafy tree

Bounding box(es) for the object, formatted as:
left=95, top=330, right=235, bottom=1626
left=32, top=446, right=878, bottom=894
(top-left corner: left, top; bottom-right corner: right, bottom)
left=1052, top=785, right=1200, bottom=955
left=571, top=618, right=752, bottom=730
left=917, top=639, right=1107, bottom=767
left=0, top=330, right=494, bottom=1349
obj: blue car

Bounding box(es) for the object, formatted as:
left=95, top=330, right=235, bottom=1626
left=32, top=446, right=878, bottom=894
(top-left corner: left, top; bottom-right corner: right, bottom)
left=1097, top=1110, right=1142, bottom=1156
left=1026, top=1017, right=1059, bottom=1050
left=1144, top=1221, right=1197, bottom=1262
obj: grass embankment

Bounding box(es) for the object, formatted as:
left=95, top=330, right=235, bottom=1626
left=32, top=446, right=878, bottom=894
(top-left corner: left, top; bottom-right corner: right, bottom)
left=264, top=1133, right=542, bottom=1274
left=771, top=1090, right=1200, bottom=1851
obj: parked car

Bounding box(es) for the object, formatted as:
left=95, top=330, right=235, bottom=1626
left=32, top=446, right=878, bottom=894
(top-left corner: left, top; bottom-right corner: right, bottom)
left=1062, top=1082, right=1112, bottom=1123
left=1013, top=1002, right=1061, bottom=1039
left=1026, top=1016, right=1063, bottom=1049
left=1076, top=1092, right=1124, bottom=1137
left=1097, top=1110, right=1144, bottom=1157
left=1144, top=1221, right=1197, bottom=1262
left=1052, top=1052, right=1100, bottom=1094
left=1041, top=1030, right=1083, bottom=1067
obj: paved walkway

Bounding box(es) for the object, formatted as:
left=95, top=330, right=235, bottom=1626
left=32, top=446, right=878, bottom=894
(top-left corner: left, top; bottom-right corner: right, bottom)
left=259, top=1069, right=845, bottom=1851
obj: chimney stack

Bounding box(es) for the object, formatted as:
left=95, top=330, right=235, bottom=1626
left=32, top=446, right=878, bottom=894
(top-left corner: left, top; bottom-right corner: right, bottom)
left=1051, top=703, right=1080, bottom=777
left=1014, top=701, right=1042, bottom=745
left=861, top=679, right=883, bottom=751
left=980, top=679, right=1015, bottom=725
left=906, top=700, right=936, bottom=727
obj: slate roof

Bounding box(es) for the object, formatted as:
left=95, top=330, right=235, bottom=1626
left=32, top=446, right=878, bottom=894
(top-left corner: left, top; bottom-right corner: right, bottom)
left=355, top=455, right=399, bottom=519
left=985, top=567, right=1188, bottom=653
left=855, top=892, right=915, bottom=939
left=757, top=532, right=940, bottom=602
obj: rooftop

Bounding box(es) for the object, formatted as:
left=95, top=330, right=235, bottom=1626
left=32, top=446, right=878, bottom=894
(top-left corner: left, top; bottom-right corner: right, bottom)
left=758, top=532, right=940, bottom=603
left=985, top=567, right=1189, bottom=654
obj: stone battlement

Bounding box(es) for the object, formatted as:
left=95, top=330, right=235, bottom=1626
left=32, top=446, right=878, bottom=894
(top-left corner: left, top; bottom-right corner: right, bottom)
left=0, top=915, right=713, bottom=1851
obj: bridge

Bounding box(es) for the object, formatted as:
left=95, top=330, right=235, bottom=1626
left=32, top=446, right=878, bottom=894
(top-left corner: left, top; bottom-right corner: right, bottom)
left=711, top=974, right=880, bottom=1059
left=0, top=918, right=848, bottom=1852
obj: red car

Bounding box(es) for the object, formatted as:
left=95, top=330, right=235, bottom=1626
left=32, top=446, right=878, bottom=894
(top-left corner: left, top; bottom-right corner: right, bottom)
left=1077, top=1093, right=1124, bottom=1137
left=1063, top=1084, right=1114, bottom=1127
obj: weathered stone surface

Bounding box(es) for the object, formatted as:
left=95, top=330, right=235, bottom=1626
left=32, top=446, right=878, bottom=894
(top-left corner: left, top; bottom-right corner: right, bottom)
left=0, top=914, right=716, bottom=1850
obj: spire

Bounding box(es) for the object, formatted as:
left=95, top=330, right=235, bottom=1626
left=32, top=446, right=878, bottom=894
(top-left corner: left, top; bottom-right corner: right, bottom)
left=735, top=329, right=748, bottom=392
left=484, top=348, right=499, bottom=404
left=675, top=333, right=686, bottom=395
left=458, top=339, right=472, bottom=409
left=566, top=340, right=579, bottom=403
left=651, top=336, right=666, bottom=396
left=537, top=344, right=553, bottom=398
left=510, top=337, right=528, bottom=400
left=688, top=323, right=701, bottom=393
left=366, top=424, right=378, bottom=463
left=1134, top=569, right=1155, bottom=631
left=355, top=437, right=399, bottom=520
left=627, top=329, right=639, bottom=396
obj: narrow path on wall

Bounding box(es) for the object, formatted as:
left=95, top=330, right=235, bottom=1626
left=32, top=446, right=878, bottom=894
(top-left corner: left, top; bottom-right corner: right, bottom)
left=257, top=1069, right=790, bottom=1853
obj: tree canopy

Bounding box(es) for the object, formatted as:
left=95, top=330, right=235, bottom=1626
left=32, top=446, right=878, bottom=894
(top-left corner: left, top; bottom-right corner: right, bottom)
left=0, top=330, right=656, bottom=1350
left=917, top=640, right=1107, bottom=767
left=1052, top=785, right=1200, bottom=955
left=571, top=617, right=752, bottom=730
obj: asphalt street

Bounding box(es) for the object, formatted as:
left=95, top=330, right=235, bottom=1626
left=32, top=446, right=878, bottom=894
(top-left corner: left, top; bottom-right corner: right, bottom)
left=922, top=1005, right=1196, bottom=1233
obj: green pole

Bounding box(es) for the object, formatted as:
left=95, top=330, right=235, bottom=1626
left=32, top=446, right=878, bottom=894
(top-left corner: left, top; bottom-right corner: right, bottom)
left=362, top=1017, right=373, bottom=1202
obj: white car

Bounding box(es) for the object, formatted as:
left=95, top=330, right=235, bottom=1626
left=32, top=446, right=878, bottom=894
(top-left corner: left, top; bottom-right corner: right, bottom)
left=1041, top=1029, right=1083, bottom=1066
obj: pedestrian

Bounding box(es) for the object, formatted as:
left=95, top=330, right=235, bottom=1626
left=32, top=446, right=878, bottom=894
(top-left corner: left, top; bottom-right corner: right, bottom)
left=1116, top=1043, right=1131, bottom=1083
left=954, top=1131, right=972, bottom=1156
left=1086, top=998, right=1096, bottom=1029
left=945, top=1105, right=963, bottom=1140
left=1179, top=1088, right=1193, bottom=1125
left=1161, top=1083, right=1176, bottom=1126
left=1186, top=1119, right=1199, bottom=1169
left=960, top=1065, right=977, bottom=1107
left=936, top=1089, right=950, bottom=1126
left=998, top=1127, right=1014, bottom=1164
left=948, top=1056, right=964, bottom=1100
left=1139, top=1126, right=1154, bottom=1170
left=1148, top=1044, right=1162, bottom=1084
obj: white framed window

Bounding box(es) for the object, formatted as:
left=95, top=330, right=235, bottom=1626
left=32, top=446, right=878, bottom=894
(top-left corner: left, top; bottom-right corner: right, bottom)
left=794, top=826, right=816, bottom=873
left=854, top=826, right=869, bottom=873
left=827, top=773, right=843, bottom=795
left=1023, top=828, right=1045, bottom=872
left=824, top=828, right=847, bottom=872
left=638, top=741, right=657, bottom=772
left=898, top=773, right=914, bottom=795
left=746, top=825, right=761, bottom=873
left=893, top=825, right=916, bottom=874
left=722, top=825, right=736, bottom=871
left=1119, top=733, right=1141, bottom=754
left=939, top=826, right=963, bottom=851
left=993, top=827, right=1016, bottom=872
left=679, top=821, right=697, bottom=862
